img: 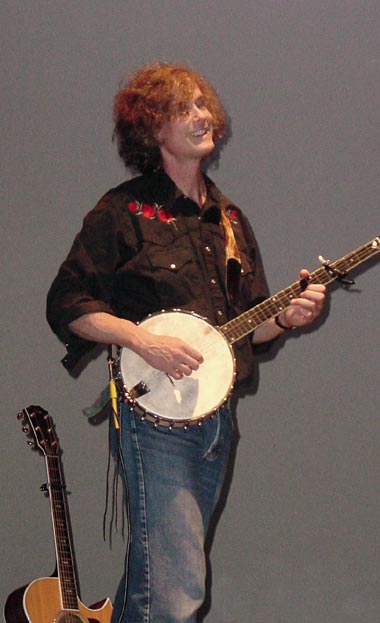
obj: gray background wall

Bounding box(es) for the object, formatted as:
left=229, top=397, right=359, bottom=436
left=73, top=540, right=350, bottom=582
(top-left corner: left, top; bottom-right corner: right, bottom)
left=2, top=2, right=380, bottom=622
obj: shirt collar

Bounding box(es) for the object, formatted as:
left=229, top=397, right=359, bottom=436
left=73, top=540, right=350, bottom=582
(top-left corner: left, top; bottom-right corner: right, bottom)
left=146, top=169, right=227, bottom=224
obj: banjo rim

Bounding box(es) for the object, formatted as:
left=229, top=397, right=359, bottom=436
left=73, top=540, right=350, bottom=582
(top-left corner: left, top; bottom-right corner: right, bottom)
left=117, top=309, right=236, bottom=428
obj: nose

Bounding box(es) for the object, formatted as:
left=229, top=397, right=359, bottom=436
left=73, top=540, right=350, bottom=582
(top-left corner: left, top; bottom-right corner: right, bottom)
left=192, top=104, right=210, bottom=122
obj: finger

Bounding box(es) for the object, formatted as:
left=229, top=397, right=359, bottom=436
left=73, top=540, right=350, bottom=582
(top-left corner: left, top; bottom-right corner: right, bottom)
left=290, top=298, right=316, bottom=310
left=298, top=268, right=312, bottom=283
left=301, top=292, right=325, bottom=306
left=303, top=283, right=326, bottom=292
left=178, top=345, right=203, bottom=368
left=174, top=363, right=195, bottom=379
left=179, top=363, right=194, bottom=377
left=184, top=345, right=204, bottom=364
left=295, top=287, right=325, bottom=304
left=174, top=356, right=199, bottom=372
left=171, top=368, right=184, bottom=380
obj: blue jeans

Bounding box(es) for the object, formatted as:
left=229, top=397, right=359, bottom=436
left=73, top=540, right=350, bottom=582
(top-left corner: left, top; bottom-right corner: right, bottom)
left=110, top=400, right=233, bottom=623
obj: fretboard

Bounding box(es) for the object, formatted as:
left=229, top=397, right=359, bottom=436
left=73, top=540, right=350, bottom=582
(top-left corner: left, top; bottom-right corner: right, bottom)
left=220, top=237, right=380, bottom=344
left=46, top=455, right=79, bottom=611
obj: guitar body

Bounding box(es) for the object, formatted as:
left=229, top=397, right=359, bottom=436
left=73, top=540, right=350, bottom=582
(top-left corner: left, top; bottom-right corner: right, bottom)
left=5, top=406, right=113, bottom=623
left=5, top=576, right=113, bottom=623
left=4, top=583, right=29, bottom=623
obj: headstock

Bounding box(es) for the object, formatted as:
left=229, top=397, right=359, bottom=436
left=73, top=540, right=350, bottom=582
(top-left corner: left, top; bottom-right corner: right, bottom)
left=18, top=405, right=60, bottom=457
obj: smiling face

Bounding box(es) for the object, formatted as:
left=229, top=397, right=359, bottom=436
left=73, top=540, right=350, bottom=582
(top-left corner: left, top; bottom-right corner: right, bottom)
left=156, top=86, right=215, bottom=166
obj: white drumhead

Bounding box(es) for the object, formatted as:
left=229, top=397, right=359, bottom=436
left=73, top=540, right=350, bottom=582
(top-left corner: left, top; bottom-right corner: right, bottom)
left=119, top=310, right=235, bottom=422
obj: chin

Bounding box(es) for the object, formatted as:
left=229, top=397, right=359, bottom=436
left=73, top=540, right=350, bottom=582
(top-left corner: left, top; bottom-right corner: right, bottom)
left=199, top=139, right=215, bottom=156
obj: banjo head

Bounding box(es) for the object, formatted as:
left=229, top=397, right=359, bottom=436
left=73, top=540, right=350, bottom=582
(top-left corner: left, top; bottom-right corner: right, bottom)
left=119, top=310, right=236, bottom=425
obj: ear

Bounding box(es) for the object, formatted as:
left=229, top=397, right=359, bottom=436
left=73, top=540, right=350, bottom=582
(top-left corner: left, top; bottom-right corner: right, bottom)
left=155, top=124, right=165, bottom=144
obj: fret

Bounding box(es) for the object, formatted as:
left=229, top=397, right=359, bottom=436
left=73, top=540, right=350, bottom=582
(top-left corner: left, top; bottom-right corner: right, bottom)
left=222, top=237, right=380, bottom=344
left=46, top=455, right=79, bottom=611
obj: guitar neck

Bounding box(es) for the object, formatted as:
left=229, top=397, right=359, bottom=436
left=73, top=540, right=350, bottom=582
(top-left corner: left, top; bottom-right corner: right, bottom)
left=220, top=237, right=380, bottom=344
left=46, top=454, right=79, bottom=611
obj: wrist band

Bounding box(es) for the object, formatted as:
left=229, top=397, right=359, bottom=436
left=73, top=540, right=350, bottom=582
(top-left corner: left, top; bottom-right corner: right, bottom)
left=275, top=314, right=292, bottom=331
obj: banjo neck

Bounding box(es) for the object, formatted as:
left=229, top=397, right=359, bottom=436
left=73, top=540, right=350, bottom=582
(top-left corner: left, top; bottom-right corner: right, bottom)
left=219, top=237, right=380, bottom=345
left=119, top=236, right=379, bottom=426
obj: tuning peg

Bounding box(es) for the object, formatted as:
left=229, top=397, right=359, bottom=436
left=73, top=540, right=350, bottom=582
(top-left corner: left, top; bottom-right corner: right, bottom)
left=22, top=426, right=30, bottom=434
left=17, top=412, right=24, bottom=420
left=27, top=440, right=35, bottom=447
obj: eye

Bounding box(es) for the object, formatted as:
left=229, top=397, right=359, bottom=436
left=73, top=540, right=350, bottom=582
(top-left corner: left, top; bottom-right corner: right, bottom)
left=180, top=95, right=208, bottom=116
left=195, top=96, right=206, bottom=109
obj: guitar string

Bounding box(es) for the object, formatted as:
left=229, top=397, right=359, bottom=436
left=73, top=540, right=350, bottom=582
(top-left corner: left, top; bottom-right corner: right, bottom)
left=33, top=410, right=90, bottom=623
left=123, top=328, right=234, bottom=393
left=225, top=241, right=380, bottom=341
left=49, top=456, right=80, bottom=614
left=50, top=460, right=86, bottom=623
left=49, top=459, right=75, bottom=609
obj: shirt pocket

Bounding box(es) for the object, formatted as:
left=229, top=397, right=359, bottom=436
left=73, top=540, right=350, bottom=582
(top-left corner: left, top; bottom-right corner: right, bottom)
left=147, top=245, right=201, bottom=308
left=237, top=250, right=261, bottom=311
left=240, top=248, right=256, bottom=274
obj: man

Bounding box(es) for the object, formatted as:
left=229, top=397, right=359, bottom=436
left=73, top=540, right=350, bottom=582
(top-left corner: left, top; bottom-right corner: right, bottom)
left=47, top=62, right=325, bottom=623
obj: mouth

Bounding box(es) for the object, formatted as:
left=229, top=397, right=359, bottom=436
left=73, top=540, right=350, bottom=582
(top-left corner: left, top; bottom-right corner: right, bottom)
left=190, top=125, right=211, bottom=138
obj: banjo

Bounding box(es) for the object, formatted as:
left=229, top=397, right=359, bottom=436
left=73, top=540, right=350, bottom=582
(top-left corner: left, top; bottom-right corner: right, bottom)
left=119, top=237, right=380, bottom=427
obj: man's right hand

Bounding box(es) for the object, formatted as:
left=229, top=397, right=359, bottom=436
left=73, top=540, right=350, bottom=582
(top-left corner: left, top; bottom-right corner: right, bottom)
left=135, top=329, right=204, bottom=380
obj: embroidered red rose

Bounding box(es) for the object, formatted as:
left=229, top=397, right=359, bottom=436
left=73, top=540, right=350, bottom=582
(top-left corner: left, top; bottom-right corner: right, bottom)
left=157, top=207, right=175, bottom=223
left=227, top=208, right=239, bottom=224
left=127, top=201, right=139, bottom=213
left=127, top=201, right=174, bottom=224
left=141, top=203, right=157, bottom=219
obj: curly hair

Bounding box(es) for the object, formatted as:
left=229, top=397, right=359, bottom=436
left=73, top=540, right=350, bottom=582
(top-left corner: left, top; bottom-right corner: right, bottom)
left=113, top=61, right=227, bottom=174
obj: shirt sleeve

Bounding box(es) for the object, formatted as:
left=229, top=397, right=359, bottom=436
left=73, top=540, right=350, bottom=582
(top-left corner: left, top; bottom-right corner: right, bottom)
left=46, top=194, right=134, bottom=370
left=236, top=211, right=277, bottom=355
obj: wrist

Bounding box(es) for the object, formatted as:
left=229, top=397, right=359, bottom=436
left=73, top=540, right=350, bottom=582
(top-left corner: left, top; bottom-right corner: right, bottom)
left=274, top=314, right=294, bottom=332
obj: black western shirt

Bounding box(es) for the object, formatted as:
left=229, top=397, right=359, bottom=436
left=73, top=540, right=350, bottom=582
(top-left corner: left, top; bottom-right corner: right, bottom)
left=46, top=170, right=270, bottom=388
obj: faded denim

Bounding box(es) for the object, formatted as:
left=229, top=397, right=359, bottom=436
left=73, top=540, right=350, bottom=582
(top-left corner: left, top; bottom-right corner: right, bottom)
left=110, top=400, right=233, bottom=623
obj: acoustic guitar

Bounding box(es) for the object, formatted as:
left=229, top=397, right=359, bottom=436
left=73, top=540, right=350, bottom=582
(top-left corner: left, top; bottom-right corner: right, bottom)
left=4, top=404, right=113, bottom=623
